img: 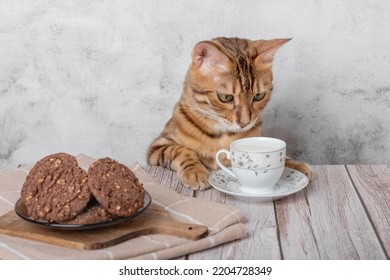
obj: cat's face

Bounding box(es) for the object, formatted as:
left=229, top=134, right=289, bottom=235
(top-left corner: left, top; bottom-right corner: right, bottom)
left=184, top=37, right=290, bottom=134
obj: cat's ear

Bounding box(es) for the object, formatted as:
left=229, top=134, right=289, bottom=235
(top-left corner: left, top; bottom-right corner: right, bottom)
left=192, top=42, right=232, bottom=73
left=254, top=38, right=291, bottom=66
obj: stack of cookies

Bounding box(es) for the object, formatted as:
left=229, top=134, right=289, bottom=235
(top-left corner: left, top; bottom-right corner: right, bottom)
left=20, top=153, right=145, bottom=225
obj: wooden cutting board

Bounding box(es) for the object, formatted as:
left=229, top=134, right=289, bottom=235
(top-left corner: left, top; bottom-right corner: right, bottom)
left=0, top=204, right=208, bottom=250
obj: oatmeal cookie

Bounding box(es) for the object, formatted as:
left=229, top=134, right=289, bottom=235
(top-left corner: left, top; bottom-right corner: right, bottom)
left=21, top=153, right=91, bottom=222
left=64, top=202, right=117, bottom=225
left=87, top=157, right=145, bottom=217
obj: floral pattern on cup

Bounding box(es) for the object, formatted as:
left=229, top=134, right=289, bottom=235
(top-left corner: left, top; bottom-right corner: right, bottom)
left=231, top=150, right=286, bottom=172
left=209, top=168, right=307, bottom=194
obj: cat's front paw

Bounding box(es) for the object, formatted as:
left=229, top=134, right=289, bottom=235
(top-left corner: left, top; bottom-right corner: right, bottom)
left=179, top=165, right=210, bottom=191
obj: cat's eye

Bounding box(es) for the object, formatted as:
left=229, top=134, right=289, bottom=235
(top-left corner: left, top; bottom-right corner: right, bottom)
left=253, top=92, right=266, bottom=101
left=217, top=92, right=234, bottom=103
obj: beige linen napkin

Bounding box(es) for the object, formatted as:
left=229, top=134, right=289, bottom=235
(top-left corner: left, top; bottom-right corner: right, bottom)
left=0, top=154, right=246, bottom=259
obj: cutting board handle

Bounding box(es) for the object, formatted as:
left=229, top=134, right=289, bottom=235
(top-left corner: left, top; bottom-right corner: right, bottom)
left=131, top=219, right=208, bottom=240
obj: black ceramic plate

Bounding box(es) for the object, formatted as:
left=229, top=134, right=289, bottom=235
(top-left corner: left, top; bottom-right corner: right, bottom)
left=14, top=191, right=152, bottom=230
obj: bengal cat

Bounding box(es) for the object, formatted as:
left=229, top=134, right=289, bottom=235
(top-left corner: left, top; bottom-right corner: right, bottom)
left=147, top=37, right=312, bottom=190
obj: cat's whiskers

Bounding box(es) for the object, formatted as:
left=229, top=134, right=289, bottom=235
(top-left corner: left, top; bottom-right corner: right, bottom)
left=181, top=102, right=225, bottom=123
left=183, top=101, right=264, bottom=133
left=256, top=111, right=264, bottom=123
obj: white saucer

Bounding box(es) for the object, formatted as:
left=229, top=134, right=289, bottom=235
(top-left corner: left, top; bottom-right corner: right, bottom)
left=208, top=167, right=309, bottom=202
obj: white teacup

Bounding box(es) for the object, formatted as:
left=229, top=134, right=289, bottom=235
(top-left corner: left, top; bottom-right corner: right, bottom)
left=215, top=137, right=286, bottom=194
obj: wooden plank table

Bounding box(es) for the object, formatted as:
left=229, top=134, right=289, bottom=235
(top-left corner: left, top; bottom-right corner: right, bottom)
left=146, top=165, right=390, bottom=260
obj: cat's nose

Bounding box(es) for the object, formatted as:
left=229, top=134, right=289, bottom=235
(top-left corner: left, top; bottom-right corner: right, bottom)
left=236, top=107, right=251, bottom=128
left=238, top=120, right=251, bottom=128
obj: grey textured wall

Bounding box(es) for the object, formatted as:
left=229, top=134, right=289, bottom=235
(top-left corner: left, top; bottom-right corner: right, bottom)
left=1, top=0, right=389, bottom=169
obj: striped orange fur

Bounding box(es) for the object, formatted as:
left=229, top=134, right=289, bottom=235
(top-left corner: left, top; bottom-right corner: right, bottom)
left=147, top=37, right=312, bottom=190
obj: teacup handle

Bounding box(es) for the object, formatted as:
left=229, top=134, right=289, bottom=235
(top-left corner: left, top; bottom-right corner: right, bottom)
left=215, top=149, right=236, bottom=178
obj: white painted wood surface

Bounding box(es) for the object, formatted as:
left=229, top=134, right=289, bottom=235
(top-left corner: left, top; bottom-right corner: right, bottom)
left=145, top=165, right=390, bottom=259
